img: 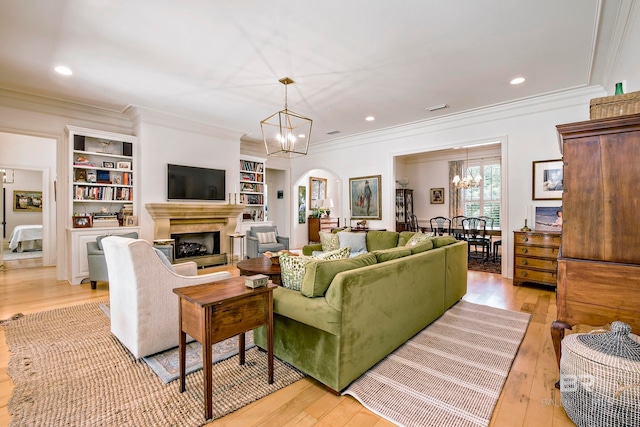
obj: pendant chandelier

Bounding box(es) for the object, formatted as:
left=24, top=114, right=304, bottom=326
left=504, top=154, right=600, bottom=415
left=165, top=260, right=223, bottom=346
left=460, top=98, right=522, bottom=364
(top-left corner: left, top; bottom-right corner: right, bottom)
left=452, top=148, right=483, bottom=189
left=261, top=77, right=312, bottom=158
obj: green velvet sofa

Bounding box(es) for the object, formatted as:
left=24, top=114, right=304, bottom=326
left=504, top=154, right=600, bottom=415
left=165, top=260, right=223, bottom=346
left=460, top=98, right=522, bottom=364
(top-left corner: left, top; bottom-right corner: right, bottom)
left=254, top=231, right=467, bottom=392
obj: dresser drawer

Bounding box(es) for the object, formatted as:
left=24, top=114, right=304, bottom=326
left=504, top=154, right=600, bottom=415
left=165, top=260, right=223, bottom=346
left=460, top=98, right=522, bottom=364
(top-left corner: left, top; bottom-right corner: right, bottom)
left=515, top=232, right=561, bottom=247
left=514, top=245, right=559, bottom=258
left=514, top=267, right=557, bottom=285
left=514, top=256, right=557, bottom=270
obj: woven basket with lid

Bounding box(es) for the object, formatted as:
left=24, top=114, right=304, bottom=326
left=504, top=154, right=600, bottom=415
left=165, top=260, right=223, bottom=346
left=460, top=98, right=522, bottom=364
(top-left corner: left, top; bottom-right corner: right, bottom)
left=560, top=321, right=640, bottom=426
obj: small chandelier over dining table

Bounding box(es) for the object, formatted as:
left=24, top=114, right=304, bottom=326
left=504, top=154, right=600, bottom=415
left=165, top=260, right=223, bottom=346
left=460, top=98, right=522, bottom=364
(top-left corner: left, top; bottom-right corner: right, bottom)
left=261, top=77, right=312, bottom=158
left=452, top=148, right=483, bottom=189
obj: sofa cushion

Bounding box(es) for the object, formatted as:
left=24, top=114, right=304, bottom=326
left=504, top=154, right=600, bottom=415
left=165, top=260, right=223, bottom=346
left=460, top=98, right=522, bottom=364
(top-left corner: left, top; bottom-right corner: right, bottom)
left=405, top=231, right=434, bottom=247
left=319, top=231, right=340, bottom=251
left=153, top=247, right=175, bottom=272
left=409, top=239, right=435, bottom=254
left=431, top=235, right=458, bottom=247
left=256, top=231, right=277, bottom=244
left=96, top=232, right=138, bottom=250
left=301, top=253, right=377, bottom=298
left=314, top=246, right=351, bottom=260
left=366, top=230, right=399, bottom=251
left=371, top=246, right=412, bottom=262
left=337, top=231, right=367, bottom=256
left=397, top=231, right=416, bottom=247
left=280, top=254, right=312, bottom=291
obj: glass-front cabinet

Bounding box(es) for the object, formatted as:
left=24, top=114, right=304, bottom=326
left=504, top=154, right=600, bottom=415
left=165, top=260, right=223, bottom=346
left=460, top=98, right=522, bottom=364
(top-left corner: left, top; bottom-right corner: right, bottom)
left=395, top=189, right=414, bottom=232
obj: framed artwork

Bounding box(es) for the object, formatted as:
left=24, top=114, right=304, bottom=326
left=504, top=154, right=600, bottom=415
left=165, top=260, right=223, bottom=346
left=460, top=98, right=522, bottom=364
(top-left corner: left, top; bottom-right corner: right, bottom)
left=103, top=161, right=115, bottom=168
left=298, top=186, right=307, bottom=224
left=124, top=215, right=138, bottom=226
left=309, top=177, right=327, bottom=209
left=13, top=190, right=43, bottom=212
left=116, top=161, right=131, bottom=170
left=534, top=206, right=563, bottom=231
left=72, top=215, right=92, bottom=228
left=430, top=188, right=444, bottom=204
left=533, top=159, right=563, bottom=200
left=349, top=175, right=381, bottom=220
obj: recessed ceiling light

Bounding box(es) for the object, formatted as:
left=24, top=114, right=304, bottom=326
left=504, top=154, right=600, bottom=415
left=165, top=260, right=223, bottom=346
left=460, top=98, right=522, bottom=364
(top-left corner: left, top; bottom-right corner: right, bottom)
left=55, top=65, right=72, bottom=76
left=510, top=77, right=525, bottom=85
left=365, top=116, right=375, bottom=121
left=426, top=104, right=449, bottom=112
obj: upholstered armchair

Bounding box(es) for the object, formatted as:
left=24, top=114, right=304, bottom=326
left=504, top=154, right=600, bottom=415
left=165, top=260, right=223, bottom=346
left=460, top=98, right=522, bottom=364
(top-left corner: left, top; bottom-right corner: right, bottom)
left=86, top=231, right=138, bottom=289
left=246, top=226, right=289, bottom=258
left=101, top=236, right=231, bottom=359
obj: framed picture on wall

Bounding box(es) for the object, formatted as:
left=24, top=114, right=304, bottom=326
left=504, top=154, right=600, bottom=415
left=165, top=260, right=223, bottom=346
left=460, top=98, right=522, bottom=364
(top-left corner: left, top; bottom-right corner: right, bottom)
left=430, top=188, right=444, bottom=204
left=534, top=206, right=563, bottom=231
left=298, top=186, right=307, bottom=224
left=532, top=159, right=563, bottom=200
left=13, top=190, right=43, bottom=212
left=349, top=175, right=382, bottom=220
left=309, top=177, right=327, bottom=209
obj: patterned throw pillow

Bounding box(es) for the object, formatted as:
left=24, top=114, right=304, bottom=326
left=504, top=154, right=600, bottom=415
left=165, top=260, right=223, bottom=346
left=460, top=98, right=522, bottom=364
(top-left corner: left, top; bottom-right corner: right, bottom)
left=405, top=231, right=435, bottom=247
left=279, top=254, right=311, bottom=291
left=319, top=231, right=339, bottom=251
left=256, top=231, right=277, bottom=244
left=314, top=246, right=351, bottom=260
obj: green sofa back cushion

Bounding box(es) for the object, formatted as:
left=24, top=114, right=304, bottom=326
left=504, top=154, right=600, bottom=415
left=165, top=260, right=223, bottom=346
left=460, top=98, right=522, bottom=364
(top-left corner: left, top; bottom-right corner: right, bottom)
left=397, top=231, right=416, bottom=247
left=431, top=235, right=458, bottom=247
left=301, top=253, right=377, bottom=298
left=96, top=232, right=139, bottom=250
left=365, top=230, right=399, bottom=251
left=371, top=246, right=412, bottom=262
left=409, top=239, right=434, bottom=254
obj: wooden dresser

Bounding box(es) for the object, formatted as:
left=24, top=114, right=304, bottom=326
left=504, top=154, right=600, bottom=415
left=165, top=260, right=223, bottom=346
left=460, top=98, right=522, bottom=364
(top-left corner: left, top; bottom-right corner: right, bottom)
left=513, top=231, right=561, bottom=287
left=308, top=217, right=339, bottom=243
left=551, top=113, right=640, bottom=375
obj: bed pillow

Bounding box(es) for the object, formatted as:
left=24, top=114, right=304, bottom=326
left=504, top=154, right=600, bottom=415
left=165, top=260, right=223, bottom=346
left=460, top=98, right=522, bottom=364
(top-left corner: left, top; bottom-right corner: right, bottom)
left=256, top=231, right=277, bottom=244
left=319, top=231, right=340, bottom=251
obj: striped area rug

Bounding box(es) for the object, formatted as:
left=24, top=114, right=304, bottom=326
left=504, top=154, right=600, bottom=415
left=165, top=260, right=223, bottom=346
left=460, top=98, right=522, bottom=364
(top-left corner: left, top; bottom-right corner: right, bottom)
left=343, top=300, right=530, bottom=427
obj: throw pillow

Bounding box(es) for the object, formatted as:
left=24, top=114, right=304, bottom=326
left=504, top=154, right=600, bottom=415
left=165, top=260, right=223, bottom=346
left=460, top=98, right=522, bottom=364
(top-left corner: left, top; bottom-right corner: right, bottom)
left=405, top=231, right=434, bottom=247
left=337, top=231, right=367, bottom=256
left=153, top=247, right=175, bottom=272
left=319, top=231, right=339, bottom=251
left=279, top=254, right=311, bottom=291
left=431, top=235, right=458, bottom=248
left=397, top=231, right=417, bottom=247
left=256, top=231, right=277, bottom=244
left=314, top=246, right=351, bottom=260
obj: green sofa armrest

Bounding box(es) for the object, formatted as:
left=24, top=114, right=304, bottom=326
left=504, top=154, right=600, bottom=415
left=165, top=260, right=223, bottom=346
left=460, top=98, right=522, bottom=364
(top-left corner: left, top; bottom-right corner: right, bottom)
left=302, top=243, right=322, bottom=256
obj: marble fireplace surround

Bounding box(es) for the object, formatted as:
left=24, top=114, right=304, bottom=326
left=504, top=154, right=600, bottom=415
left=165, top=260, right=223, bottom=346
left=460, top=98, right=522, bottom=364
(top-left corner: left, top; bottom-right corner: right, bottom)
left=145, top=203, right=245, bottom=259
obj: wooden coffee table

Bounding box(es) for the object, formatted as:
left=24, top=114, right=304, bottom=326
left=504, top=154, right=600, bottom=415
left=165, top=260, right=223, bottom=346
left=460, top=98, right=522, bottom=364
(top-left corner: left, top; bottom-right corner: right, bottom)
left=237, top=257, right=282, bottom=285
left=174, top=276, right=276, bottom=420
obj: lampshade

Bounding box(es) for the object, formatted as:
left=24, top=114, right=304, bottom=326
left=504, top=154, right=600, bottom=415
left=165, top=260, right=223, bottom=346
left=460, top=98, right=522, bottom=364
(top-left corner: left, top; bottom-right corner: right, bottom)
left=261, top=77, right=312, bottom=158
left=322, top=198, right=334, bottom=208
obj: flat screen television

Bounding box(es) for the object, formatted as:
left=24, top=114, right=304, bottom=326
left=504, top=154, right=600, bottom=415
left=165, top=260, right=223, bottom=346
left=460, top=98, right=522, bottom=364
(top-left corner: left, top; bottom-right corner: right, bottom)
left=167, top=164, right=226, bottom=201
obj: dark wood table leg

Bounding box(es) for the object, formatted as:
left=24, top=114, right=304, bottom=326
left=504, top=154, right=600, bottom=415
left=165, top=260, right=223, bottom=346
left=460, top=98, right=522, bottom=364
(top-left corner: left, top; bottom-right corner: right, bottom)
left=551, top=320, right=571, bottom=389
left=239, top=332, right=245, bottom=365
left=178, top=299, right=186, bottom=393
left=203, top=310, right=213, bottom=420
left=268, top=292, right=274, bottom=384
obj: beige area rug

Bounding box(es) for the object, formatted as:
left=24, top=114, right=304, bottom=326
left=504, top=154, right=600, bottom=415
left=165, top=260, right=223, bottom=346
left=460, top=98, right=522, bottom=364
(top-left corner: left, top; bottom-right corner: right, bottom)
left=343, top=300, right=531, bottom=427
left=3, top=301, right=305, bottom=426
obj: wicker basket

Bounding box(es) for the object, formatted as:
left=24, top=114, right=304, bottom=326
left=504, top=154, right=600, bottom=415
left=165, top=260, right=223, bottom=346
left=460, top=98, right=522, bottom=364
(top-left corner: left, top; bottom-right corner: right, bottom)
left=590, top=91, right=640, bottom=119
left=560, top=322, right=640, bottom=426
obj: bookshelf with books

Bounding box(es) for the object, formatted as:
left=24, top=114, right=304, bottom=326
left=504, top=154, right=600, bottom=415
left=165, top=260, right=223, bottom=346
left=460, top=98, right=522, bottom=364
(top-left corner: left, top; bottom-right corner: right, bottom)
left=239, top=156, right=266, bottom=222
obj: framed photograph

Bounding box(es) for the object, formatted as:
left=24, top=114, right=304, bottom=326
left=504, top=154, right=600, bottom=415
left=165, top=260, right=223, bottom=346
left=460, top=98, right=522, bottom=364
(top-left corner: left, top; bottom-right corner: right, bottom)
left=349, top=175, right=382, bottom=220
left=534, top=206, right=563, bottom=231
left=103, top=161, right=115, bottom=168
left=124, top=215, right=138, bottom=226
left=298, top=186, right=306, bottom=224
left=113, top=175, right=122, bottom=184
left=13, top=190, right=43, bottom=212
left=430, top=188, right=444, bottom=204
left=116, top=161, right=131, bottom=170
left=86, top=171, right=97, bottom=183
left=533, top=159, right=563, bottom=200
left=309, top=176, right=327, bottom=209
left=74, top=169, right=87, bottom=182
left=72, top=215, right=92, bottom=228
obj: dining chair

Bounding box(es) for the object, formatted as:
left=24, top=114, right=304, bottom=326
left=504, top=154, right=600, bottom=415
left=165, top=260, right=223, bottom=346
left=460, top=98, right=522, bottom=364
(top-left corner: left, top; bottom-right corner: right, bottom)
left=479, top=216, right=496, bottom=259
left=408, top=214, right=420, bottom=232
left=462, top=217, right=491, bottom=261
left=450, top=215, right=466, bottom=241
left=429, top=216, right=451, bottom=236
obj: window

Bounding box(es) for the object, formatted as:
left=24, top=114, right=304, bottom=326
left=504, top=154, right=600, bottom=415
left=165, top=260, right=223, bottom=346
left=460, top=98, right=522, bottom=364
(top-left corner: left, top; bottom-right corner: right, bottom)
left=462, top=159, right=501, bottom=227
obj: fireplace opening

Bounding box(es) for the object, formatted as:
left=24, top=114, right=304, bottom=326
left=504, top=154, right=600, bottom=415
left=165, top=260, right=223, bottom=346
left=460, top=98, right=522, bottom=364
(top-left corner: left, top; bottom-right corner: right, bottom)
left=171, top=231, right=220, bottom=259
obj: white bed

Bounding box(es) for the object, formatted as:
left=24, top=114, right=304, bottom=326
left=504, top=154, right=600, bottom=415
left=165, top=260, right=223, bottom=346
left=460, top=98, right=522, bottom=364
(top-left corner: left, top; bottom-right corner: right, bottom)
left=8, top=224, right=43, bottom=252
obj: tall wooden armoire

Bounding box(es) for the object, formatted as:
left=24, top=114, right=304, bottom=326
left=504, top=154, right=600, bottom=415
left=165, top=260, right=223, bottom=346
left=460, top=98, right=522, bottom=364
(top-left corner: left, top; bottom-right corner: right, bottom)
left=551, top=113, right=640, bottom=371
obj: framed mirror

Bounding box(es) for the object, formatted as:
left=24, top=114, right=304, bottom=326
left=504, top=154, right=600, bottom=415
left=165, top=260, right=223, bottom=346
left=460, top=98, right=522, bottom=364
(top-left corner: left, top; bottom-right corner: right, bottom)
left=309, top=176, right=327, bottom=209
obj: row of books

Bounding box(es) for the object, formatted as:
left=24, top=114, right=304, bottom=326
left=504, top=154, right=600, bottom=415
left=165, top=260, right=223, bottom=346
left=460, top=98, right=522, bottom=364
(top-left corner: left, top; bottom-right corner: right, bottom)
left=241, top=182, right=264, bottom=193
left=74, top=185, right=133, bottom=201
left=240, top=172, right=263, bottom=183
left=240, top=160, right=264, bottom=173
left=240, top=194, right=264, bottom=205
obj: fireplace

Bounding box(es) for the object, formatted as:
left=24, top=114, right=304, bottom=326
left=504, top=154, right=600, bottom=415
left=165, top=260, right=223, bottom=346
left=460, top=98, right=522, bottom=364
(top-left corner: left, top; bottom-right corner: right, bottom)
left=146, top=203, right=245, bottom=267
left=172, top=231, right=220, bottom=259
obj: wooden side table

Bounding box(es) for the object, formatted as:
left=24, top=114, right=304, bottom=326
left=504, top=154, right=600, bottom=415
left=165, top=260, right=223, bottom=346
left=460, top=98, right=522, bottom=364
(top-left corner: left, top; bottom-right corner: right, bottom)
left=237, top=257, right=282, bottom=285
left=173, top=276, right=276, bottom=420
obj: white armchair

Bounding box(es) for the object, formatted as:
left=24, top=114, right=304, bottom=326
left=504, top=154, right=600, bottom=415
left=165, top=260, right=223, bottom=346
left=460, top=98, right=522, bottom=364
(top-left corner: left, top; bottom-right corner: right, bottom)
left=101, top=236, right=232, bottom=359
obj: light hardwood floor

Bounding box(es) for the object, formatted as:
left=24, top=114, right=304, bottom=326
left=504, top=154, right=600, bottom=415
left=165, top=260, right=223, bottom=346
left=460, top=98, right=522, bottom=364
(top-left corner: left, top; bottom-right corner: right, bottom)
left=0, top=262, right=576, bottom=426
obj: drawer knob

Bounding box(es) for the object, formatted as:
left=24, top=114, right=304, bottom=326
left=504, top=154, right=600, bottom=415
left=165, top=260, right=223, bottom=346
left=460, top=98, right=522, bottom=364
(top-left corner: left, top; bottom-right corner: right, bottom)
left=522, top=237, right=528, bottom=242
left=521, top=271, right=528, bottom=277
left=521, top=248, right=528, bottom=254
left=522, top=260, right=528, bottom=265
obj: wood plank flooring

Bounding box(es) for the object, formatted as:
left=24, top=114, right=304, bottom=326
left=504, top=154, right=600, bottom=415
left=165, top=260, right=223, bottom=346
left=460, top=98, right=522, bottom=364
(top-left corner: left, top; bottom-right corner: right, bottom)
left=0, top=262, right=576, bottom=426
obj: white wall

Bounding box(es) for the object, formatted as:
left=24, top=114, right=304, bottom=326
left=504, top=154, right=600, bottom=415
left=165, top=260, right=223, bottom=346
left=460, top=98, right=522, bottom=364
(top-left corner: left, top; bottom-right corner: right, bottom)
left=3, top=169, right=43, bottom=237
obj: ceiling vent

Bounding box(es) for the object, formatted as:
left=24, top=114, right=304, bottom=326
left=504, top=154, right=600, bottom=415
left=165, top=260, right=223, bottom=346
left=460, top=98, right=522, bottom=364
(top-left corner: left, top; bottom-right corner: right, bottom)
left=327, top=130, right=341, bottom=135
left=426, top=104, right=449, bottom=112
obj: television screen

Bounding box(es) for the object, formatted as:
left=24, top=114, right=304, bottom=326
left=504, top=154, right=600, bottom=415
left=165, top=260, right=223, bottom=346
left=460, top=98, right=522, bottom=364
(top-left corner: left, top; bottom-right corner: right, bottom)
left=167, top=164, right=226, bottom=201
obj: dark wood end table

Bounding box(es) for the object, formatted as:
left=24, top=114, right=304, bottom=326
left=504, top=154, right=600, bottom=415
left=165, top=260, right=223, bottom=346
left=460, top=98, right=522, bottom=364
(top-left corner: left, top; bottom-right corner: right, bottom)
left=173, top=276, right=276, bottom=420
left=237, top=257, right=282, bottom=285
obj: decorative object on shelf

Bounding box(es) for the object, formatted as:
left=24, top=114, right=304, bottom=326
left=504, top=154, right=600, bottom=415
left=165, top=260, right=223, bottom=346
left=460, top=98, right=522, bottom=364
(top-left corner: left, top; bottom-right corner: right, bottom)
left=261, top=77, right=312, bottom=158
left=103, top=161, right=115, bottom=168
left=245, top=274, right=269, bottom=289
left=320, top=198, right=334, bottom=216
left=589, top=91, right=640, bottom=119
left=124, top=215, right=138, bottom=226
left=520, top=219, right=531, bottom=231
left=98, top=138, right=112, bottom=154
left=72, top=215, right=92, bottom=228
left=116, top=161, right=131, bottom=170
left=356, top=219, right=367, bottom=228
left=452, top=148, right=482, bottom=189
left=615, top=82, right=624, bottom=95
left=349, top=175, right=382, bottom=220
left=430, top=188, right=444, bottom=204
left=86, top=171, right=97, bottom=183
left=396, top=177, right=409, bottom=188
left=532, top=159, right=563, bottom=200
left=13, top=190, right=42, bottom=212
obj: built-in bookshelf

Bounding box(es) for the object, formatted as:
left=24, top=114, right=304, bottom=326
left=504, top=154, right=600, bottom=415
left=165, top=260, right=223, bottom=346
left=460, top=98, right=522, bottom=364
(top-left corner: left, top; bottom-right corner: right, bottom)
left=239, top=156, right=266, bottom=222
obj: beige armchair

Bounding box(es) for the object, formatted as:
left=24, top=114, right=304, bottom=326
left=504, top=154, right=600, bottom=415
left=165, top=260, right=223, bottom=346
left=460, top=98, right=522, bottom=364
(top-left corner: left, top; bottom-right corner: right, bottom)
left=101, top=236, right=232, bottom=359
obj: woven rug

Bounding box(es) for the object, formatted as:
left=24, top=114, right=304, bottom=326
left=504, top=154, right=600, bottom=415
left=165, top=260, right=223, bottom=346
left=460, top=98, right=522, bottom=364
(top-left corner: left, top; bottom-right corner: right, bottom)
left=99, top=303, right=255, bottom=383
left=2, top=250, right=42, bottom=261
left=343, top=300, right=530, bottom=427
left=3, top=301, right=305, bottom=426
left=468, top=257, right=501, bottom=274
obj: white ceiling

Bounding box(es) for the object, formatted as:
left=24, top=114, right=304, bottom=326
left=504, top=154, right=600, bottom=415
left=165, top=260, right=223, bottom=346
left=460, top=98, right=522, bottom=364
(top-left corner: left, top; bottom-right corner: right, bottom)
left=0, top=0, right=622, bottom=144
